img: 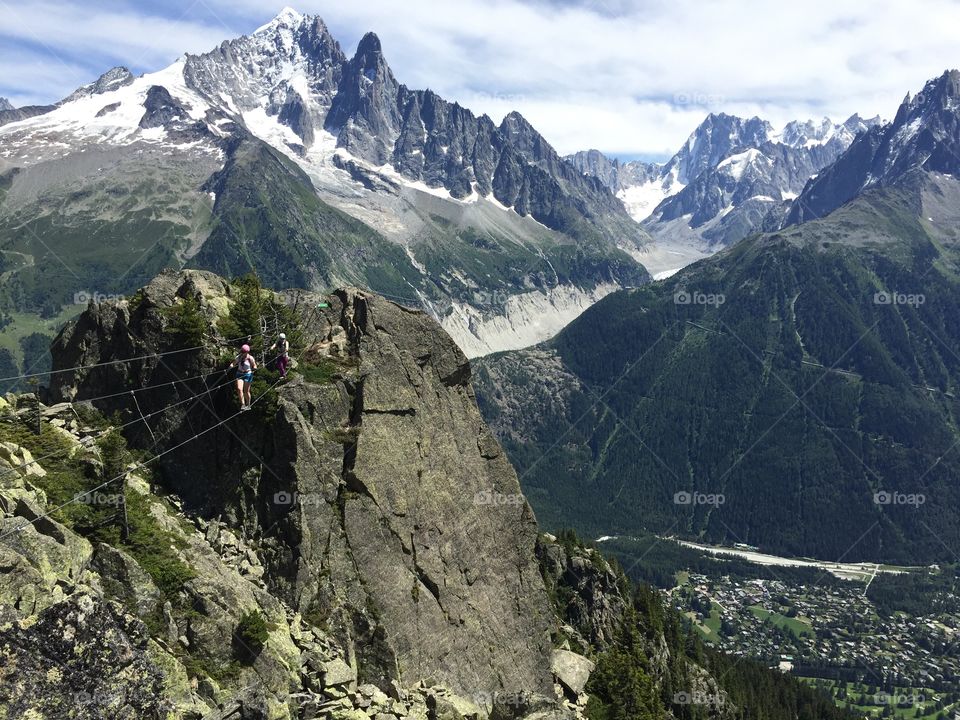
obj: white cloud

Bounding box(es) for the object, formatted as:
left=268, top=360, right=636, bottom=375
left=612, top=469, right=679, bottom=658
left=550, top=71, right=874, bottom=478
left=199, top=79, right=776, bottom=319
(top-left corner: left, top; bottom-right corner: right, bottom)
left=2, top=0, right=958, bottom=157
left=0, top=1, right=235, bottom=104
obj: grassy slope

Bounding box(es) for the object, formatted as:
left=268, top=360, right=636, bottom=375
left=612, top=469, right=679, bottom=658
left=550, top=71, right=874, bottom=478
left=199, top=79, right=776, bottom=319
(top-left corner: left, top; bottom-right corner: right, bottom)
left=189, top=139, right=424, bottom=299
left=0, top=153, right=214, bottom=312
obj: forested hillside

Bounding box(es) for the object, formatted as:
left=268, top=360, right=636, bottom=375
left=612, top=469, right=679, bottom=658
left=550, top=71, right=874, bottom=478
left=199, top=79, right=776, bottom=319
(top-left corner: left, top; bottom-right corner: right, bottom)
left=477, top=173, right=960, bottom=564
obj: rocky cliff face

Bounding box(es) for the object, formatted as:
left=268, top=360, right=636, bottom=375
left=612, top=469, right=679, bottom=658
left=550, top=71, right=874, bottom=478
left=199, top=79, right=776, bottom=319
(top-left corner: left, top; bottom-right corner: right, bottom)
left=0, top=398, right=535, bottom=720
left=0, top=102, right=57, bottom=128
left=41, top=269, right=558, bottom=701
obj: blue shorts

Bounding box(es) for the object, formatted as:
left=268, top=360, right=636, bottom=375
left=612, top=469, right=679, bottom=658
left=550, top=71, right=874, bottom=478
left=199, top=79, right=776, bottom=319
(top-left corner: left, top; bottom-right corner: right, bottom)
left=236, top=371, right=253, bottom=383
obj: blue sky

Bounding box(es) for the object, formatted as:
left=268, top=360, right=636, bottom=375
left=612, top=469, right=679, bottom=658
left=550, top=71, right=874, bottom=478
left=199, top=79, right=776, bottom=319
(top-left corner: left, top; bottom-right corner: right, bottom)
left=2, top=0, right=959, bottom=159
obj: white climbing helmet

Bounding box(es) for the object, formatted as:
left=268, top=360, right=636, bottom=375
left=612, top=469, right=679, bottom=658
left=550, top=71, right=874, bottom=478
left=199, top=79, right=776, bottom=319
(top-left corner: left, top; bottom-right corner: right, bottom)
left=279, top=332, right=286, bottom=339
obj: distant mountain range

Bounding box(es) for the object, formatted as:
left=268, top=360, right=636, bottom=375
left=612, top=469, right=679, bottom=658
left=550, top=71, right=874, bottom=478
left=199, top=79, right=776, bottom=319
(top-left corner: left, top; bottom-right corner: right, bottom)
left=568, top=112, right=882, bottom=249
left=478, top=69, right=960, bottom=564
left=0, top=8, right=648, bottom=359
left=786, top=69, right=960, bottom=224
left=0, top=6, right=953, bottom=374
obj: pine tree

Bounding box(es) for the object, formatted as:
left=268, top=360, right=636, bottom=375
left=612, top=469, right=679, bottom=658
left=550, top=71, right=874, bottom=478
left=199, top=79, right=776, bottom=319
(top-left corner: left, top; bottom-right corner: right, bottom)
left=226, top=273, right=266, bottom=350
left=585, top=610, right=663, bottom=720
left=165, top=293, right=207, bottom=347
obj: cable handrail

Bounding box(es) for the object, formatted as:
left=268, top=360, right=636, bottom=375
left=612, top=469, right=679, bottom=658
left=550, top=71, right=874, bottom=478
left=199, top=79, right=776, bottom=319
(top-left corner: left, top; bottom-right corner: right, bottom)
left=0, top=346, right=295, bottom=479
left=0, top=327, right=283, bottom=385
left=0, top=309, right=327, bottom=542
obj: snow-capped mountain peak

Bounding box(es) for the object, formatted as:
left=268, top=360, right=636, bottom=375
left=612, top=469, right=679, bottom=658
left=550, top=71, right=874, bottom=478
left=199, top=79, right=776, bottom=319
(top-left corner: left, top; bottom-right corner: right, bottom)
left=786, top=69, right=960, bottom=225
left=0, top=97, right=13, bottom=112
left=716, top=147, right=770, bottom=180
left=772, top=113, right=882, bottom=149
left=774, top=116, right=833, bottom=147
left=568, top=110, right=883, bottom=250
left=254, top=6, right=305, bottom=34
left=670, top=112, right=772, bottom=185
left=62, top=66, right=135, bottom=104
left=0, top=8, right=648, bottom=359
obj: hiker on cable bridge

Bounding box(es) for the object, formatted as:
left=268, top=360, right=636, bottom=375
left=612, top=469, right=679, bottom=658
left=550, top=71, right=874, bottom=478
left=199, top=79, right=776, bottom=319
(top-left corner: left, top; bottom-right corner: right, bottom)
left=230, top=343, right=257, bottom=410
left=269, top=332, right=290, bottom=379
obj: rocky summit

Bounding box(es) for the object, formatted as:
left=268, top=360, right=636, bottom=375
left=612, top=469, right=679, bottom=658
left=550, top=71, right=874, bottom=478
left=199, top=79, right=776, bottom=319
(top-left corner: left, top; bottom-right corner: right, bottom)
left=0, top=270, right=583, bottom=719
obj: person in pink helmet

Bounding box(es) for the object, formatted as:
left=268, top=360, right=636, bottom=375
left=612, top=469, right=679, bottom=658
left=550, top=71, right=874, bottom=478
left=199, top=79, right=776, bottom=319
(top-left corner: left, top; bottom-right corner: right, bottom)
left=230, top=343, right=257, bottom=410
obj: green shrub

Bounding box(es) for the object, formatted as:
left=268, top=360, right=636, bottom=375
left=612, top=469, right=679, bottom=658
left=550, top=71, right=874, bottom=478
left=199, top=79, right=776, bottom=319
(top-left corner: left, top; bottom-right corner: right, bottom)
left=71, top=402, right=108, bottom=428
left=248, top=367, right=280, bottom=421
left=127, top=288, right=147, bottom=315
left=182, top=656, right=241, bottom=685
left=219, top=273, right=306, bottom=362
left=237, top=609, right=269, bottom=646
left=298, top=358, right=336, bottom=385
left=584, top=610, right=662, bottom=720
left=236, top=609, right=270, bottom=662
left=96, top=428, right=130, bottom=481
left=115, top=491, right=196, bottom=600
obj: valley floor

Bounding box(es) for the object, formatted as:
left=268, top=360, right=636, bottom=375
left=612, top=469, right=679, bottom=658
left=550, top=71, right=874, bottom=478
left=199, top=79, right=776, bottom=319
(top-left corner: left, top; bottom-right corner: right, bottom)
left=669, top=539, right=919, bottom=582
left=597, top=535, right=960, bottom=718
left=670, top=572, right=960, bottom=718
left=626, top=241, right=713, bottom=280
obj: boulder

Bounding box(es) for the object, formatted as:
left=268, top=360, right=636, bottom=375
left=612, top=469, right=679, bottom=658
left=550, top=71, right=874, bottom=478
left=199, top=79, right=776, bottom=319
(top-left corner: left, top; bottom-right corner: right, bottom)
left=0, top=502, right=93, bottom=616
left=550, top=650, right=595, bottom=697
left=0, top=441, right=46, bottom=478
left=0, top=594, right=170, bottom=719
left=426, top=691, right=484, bottom=720
left=91, top=543, right=163, bottom=620
left=323, top=658, right=357, bottom=687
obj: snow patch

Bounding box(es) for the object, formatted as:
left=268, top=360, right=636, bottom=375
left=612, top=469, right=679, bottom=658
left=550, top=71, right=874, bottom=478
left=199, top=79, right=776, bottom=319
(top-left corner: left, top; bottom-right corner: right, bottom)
left=403, top=245, right=427, bottom=274
left=617, top=165, right=685, bottom=222
left=653, top=268, right=682, bottom=280
left=716, top=148, right=767, bottom=181
left=254, top=7, right=303, bottom=35
left=0, top=55, right=212, bottom=154
left=288, top=73, right=311, bottom=100
left=139, top=127, right=167, bottom=142
left=241, top=106, right=303, bottom=148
